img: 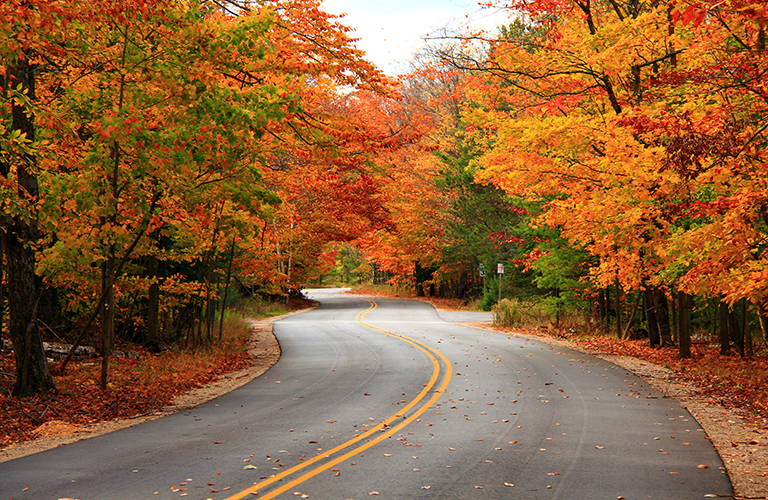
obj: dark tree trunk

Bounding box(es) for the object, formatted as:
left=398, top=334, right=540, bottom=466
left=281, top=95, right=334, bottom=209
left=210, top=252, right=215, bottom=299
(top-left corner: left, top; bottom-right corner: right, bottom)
left=147, top=251, right=160, bottom=345
left=758, top=303, right=768, bottom=348
left=615, top=280, right=622, bottom=339
left=644, top=288, right=660, bottom=347
left=677, top=291, right=691, bottom=359
left=146, top=228, right=162, bottom=345
left=100, top=254, right=115, bottom=390
left=744, top=302, right=753, bottom=357
left=729, top=306, right=743, bottom=356
left=0, top=241, right=4, bottom=336
left=0, top=56, right=55, bottom=395
left=218, top=238, right=236, bottom=342
left=597, top=288, right=606, bottom=330
left=652, top=288, right=674, bottom=347
left=670, top=293, right=677, bottom=342
left=719, top=301, right=731, bottom=356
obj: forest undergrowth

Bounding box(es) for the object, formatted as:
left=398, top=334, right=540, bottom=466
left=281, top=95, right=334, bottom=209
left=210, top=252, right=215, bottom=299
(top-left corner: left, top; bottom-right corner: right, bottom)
left=0, top=298, right=310, bottom=449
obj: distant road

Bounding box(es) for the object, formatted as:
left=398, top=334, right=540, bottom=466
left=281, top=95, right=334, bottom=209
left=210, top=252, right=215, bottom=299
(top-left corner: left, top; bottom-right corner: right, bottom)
left=0, top=289, right=731, bottom=499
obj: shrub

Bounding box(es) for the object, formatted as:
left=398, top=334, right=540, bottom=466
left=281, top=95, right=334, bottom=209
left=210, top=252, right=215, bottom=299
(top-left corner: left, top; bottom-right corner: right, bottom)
left=492, top=298, right=551, bottom=329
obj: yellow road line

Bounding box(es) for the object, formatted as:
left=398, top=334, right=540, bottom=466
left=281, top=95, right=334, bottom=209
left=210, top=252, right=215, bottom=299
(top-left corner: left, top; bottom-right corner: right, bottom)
left=225, top=299, right=452, bottom=500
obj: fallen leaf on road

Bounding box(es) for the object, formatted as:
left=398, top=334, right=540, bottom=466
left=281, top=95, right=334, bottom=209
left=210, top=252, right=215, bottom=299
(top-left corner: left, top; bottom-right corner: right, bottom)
left=474, top=485, right=484, bottom=489
left=697, top=464, right=710, bottom=469
left=504, top=482, right=514, bottom=487
left=369, top=491, right=379, bottom=495
left=244, top=465, right=258, bottom=470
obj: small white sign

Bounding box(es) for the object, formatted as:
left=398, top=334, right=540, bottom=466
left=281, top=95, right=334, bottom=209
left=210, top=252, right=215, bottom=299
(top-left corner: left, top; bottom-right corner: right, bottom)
left=497, top=263, right=505, bottom=274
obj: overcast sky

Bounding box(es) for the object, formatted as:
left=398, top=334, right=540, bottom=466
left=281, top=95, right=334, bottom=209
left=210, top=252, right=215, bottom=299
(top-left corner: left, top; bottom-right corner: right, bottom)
left=321, top=0, right=510, bottom=75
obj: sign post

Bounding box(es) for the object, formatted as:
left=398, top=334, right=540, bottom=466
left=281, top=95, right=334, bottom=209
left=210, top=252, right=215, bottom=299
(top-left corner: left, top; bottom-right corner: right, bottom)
left=497, top=263, right=505, bottom=303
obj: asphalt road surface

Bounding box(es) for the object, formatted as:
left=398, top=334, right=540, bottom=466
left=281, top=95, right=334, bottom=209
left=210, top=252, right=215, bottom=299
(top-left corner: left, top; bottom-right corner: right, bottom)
left=1, top=290, right=732, bottom=499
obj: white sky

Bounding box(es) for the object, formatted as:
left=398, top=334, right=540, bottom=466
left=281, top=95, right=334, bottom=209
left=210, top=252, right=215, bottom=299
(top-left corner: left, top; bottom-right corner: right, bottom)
left=321, top=0, right=510, bottom=75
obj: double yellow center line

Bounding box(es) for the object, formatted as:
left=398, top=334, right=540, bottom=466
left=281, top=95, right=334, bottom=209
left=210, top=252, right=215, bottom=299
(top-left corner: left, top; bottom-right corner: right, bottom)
left=225, top=300, right=453, bottom=499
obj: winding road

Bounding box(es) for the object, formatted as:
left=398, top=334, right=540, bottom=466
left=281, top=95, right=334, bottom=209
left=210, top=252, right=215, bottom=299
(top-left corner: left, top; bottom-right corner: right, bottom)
left=0, top=290, right=732, bottom=499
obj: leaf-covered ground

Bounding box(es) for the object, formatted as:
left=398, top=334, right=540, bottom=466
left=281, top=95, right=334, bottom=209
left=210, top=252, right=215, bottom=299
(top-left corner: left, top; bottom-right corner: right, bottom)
left=0, top=343, right=252, bottom=449
left=571, top=335, right=768, bottom=418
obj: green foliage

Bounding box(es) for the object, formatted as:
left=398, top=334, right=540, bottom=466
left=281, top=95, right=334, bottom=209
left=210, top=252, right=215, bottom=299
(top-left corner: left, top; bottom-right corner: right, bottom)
left=530, top=229, right=592, bottom=310
left=229, top=297, right=288, bottom=319
left=310, top=244, right=369, bottom=287
left=479, top=275, right=498, bottom=311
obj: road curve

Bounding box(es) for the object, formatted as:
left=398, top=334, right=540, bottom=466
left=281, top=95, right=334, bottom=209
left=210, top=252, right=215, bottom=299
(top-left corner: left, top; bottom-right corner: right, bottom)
left=0, top=290, right=732, bottom=500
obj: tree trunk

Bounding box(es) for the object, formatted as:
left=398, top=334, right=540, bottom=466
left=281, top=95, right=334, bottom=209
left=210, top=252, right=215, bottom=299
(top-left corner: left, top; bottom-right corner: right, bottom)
left=719, top=301, right=731, bottom=356
left=218, top=238, right=236, bottom=342
left=146, top=247, right=160, bottom=345
left=670, top=293, right=677, bottom=342
left=1, top=55, right=55, bottom=396
left=0, top=240, right=4, bottom=336
left=100, top=253, right=115, bottom=390
left=621, top=292, right=642, bottom=339
left=615, top=280, right=622, bottom=339
left=744, top=302, right=753, bottom=357
left=652, top=288, right=674, bottom=347
left=677, top=291, right=691, bottom=359
left=757, top=302, right=768, bottom=349
left=597, top=288, right=606, bottom=330
left=729, top=305, right=743, bottom=357
left=644, top=288, right=660, bottom=347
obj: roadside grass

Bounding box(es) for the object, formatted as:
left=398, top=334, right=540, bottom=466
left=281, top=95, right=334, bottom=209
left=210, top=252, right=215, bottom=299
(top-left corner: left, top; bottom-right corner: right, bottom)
left=229, top=296, right=291, bottom=318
